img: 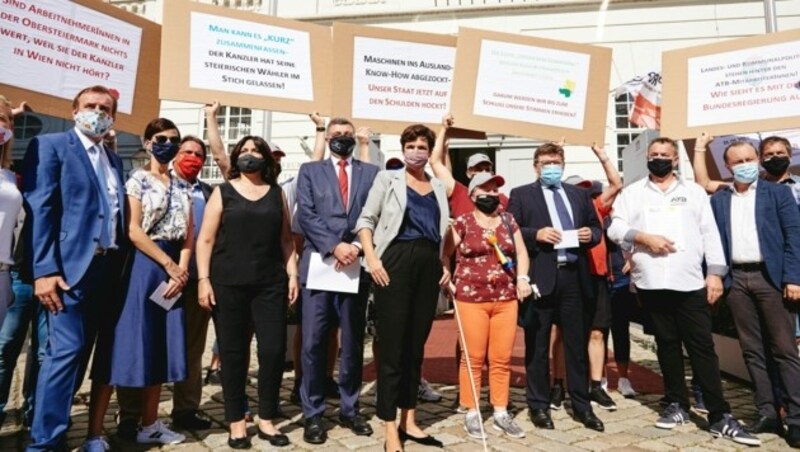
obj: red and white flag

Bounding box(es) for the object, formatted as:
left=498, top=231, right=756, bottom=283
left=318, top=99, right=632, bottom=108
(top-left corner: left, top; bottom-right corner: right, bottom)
left=614, top=71, right=662, bottom=130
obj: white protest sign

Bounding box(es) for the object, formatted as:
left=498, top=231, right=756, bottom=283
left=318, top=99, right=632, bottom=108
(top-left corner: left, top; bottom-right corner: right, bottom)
left=0, top=0, right=142, bottom=114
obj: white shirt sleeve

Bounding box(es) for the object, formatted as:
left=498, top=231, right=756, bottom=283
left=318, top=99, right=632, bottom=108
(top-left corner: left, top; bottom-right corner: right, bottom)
left=698, top=192, right=728, bottom=276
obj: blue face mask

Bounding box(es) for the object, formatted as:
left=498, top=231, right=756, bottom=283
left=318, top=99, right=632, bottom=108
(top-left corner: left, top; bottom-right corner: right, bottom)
left=732, top=161, right=759, bottom=184
left=539, top=164, right=563, bottom=187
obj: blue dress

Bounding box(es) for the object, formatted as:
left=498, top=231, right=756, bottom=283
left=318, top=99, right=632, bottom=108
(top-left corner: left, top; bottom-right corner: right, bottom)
left=92, top=170, right=192, bottom=386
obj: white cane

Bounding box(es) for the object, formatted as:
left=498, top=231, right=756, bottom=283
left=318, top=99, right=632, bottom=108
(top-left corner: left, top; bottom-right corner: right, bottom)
left=452, top=293, right=489, bottom=452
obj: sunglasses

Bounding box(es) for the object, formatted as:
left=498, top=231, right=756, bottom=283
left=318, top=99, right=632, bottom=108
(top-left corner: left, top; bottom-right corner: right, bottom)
left=153, top=135, right=181, bottom=145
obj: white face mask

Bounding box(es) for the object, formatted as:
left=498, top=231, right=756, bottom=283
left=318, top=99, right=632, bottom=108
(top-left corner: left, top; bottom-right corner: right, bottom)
left=0, top=126, right=11, bottom=146
left=73, top=110, right=114, bottom=138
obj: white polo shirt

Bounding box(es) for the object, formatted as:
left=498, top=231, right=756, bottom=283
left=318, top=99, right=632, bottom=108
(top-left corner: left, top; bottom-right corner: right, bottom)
left=607, top=176, right=727, bottom=291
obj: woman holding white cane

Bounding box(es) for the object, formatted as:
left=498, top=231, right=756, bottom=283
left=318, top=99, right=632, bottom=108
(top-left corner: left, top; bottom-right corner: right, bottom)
left=442, top=172, right=532, bottom=440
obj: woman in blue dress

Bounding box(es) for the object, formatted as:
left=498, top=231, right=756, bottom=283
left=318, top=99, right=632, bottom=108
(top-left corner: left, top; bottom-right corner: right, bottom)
left=84, top=119, right=197, bottom=450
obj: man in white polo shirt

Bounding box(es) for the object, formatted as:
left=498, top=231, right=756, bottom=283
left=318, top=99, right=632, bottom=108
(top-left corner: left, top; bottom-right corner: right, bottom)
left=607, top=137, right=759, bottom=446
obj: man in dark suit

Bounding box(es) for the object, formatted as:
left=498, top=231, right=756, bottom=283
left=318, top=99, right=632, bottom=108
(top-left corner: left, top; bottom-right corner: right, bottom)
left=709, top=140, right=800, bottom=448
left=296, top=118, right=379, bottom=444
left=23, top=86, right=127, bottom=451
left=508, top=142, right=604, bottom=432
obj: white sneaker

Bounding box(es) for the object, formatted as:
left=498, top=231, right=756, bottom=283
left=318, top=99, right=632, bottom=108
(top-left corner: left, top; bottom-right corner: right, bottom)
left=81, top=436, right=110, bottom=452
left=136, top=420, right=185, bottom=445
left=618, top=377, right=638, bottom=398
left=418, top=378, right=442, bottom=402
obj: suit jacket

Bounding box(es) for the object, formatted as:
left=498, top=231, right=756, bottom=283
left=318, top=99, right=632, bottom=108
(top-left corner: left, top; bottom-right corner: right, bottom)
left=354, top=169, right=449, bottom=269
left=296, top=158, right=379, bottom=284
left=710, top=181, right=800, bottom=290
left=508, top=181, right=602, bottom=298
left=22, top=129, right=126, bottom=286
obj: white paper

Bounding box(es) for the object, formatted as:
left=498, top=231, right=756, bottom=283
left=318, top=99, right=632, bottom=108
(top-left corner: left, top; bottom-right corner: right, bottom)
left=472, top=39, right=590, bottom=130
left=686, top=40, right=800, bottom=128
left=0, top=0, right=142, bottom=114
left=306, top=252, right=360, bottom=294
left=554, top=229, right=579, bottom=249
left=645, top=205, right=685, bottom=251
left=149, top=281, right=182, bottom=311
left=189, top=12, right=313, bottom=100
left=351, top=36, right=455, bottom=124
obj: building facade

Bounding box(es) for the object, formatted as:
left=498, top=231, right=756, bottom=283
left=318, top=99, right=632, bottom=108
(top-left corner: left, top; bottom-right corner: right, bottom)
left=11, top=1, right=799, bottom=188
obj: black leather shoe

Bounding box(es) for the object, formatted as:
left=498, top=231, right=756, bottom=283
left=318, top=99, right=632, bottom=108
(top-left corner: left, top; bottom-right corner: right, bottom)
left=747, top=416, right=783, bottom=435
left=786, top=425, right=800, bottom=448
left=340, top=414, right=373, bottom=436
left=398, top=428, right=444, bottom=448
left=258, top=427, right=290, bottom=447
left=172, top=410, right=212, bottom=430
left=549, top=385, right=566, bottom=410
left=303, top=416, right=327, bottom=445
left=575, top=410, right=605, bottom=432
left=228, top=435, right=252, bottom=449
left=530, top=408, right=554, bottom=429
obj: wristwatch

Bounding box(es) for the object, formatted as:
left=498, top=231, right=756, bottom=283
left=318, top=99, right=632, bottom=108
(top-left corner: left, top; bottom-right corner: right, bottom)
left=517, top=275, right=531, bottom=283
left=316, top=126, right=326, bottom=132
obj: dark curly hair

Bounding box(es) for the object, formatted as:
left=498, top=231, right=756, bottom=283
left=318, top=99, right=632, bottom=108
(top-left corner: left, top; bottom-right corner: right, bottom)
left=228, top=135, right=277, bottom=184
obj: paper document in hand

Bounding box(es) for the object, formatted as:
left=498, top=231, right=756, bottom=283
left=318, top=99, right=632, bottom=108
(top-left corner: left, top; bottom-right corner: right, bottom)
left=645, top=205, right=685, bottom=251
left=553, top=229, right=579, bottom=250
left=306, top=252, right=361, bottom=294
left=149, top=281, right=182, bottom=311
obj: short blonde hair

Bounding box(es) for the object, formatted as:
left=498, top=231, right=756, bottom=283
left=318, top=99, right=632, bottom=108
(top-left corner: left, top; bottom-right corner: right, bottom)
left=0, top=95, right=12, bottom=170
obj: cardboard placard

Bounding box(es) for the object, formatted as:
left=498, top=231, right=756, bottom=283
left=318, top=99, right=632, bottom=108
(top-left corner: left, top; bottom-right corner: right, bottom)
left=332, top=22, right=466, bottom=136
left=160, top=0, right=332, bottom=116
left=662, top=28, right=800, bottom=139
left=0, top=0, right=160, bottom=134
left=450, top=27, right=612, bottom=146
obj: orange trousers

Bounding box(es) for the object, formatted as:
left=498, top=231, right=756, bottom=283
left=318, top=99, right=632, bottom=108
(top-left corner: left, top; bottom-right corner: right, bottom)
left=457, top=299, right=518, bottom=410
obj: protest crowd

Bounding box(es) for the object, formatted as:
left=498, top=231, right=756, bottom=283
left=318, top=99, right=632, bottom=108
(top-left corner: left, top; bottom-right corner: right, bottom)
left=2, top=83, right=800, bottom=452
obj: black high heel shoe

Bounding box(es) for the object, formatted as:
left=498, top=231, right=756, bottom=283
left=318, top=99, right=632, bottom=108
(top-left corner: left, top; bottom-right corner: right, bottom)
left=398, top=428, right=443, bottom=448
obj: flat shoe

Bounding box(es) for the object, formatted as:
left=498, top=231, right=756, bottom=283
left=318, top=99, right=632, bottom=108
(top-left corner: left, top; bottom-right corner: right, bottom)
left=398, top=428, right=443, bottom=448
left=257, top=427, right=289, bottom=447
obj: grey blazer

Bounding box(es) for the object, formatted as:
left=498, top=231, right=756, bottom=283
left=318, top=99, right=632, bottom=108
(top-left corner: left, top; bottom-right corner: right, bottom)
left=354, top=169, right=449, bottom=268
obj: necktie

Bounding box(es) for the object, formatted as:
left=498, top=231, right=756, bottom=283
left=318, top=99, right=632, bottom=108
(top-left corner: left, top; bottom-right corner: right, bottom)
left=90, top=144, right=112, bottom=249
left=549, top=186, right=578, bottom=263
left=338, top=159, right=349, bottom=211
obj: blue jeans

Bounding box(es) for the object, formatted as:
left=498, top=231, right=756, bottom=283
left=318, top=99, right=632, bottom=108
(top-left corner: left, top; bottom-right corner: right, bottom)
left=0, top=271, right=45, bottom=425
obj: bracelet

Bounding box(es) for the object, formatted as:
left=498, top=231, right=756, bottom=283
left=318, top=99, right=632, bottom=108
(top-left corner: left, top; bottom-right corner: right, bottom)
left=517, top=275, right=531, bottom=282
left=315, top=126, right=326, bottom=132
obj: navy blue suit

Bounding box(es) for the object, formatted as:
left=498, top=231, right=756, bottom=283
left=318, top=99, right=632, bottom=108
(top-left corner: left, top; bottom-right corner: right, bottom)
left=296, top=157, right=378, bottom=419
left=710, top=181, right=800, bottom=424
left=710, top=182, right=800, bottom=290
left=508, top=181, right=601, bottom=413
left=23, top=129, right=126, bottom=450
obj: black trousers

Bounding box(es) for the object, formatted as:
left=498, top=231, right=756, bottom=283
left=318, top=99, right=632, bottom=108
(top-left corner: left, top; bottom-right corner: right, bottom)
left=727, top=268, right=800, bottom=425
left=639, top=288, right=730, bottom=424
left=213, top=282, right=287, bottom=422
left=609, top=284, right=637, bottom=364
left=374, top=240, right=441, bottom=421
left=522, top=266, right=591, bottom=412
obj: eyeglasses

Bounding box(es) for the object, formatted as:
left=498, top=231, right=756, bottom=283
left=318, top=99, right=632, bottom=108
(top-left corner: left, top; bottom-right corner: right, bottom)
left=153, top=135, right=181, bottom=145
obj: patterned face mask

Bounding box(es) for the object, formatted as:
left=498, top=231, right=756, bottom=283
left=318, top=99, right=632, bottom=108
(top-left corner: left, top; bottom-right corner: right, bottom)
left=74, top=110, right=114, bottom=138
left=0, top=126, right=11, bottom=145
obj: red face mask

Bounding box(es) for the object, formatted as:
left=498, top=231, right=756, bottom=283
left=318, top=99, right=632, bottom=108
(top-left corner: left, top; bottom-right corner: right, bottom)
left=175, top=154, right=204, bottom=181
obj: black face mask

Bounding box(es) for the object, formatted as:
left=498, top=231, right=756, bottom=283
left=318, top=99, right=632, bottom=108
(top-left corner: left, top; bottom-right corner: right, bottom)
left=329, top=135, right=356, bottom=156
left=474, top=195, right=500, bottom=214
left=647, top=158, right=674, bottom=178
left=237, top=154, right=266, bottom=174
left=762, top=156, right=790, bottom=177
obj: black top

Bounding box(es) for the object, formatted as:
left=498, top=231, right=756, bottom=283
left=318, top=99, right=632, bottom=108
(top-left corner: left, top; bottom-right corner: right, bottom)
left=395, top=187, right=441, bottom=244
left=211, top=182, right=286, bottom=286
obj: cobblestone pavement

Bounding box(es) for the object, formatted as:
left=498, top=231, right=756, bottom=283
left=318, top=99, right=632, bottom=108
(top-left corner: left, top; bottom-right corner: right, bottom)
left=0, top=327, right=792, bottom=451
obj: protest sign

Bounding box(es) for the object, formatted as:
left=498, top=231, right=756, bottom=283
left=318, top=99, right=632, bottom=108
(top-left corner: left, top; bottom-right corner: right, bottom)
left=0, top=0, right=159, bottom=133
left=662, top=28, right=800, bottom=139
left=161, top=0, right=332, bottom=116
left=450, top=27, right=611, bottom=145
left=332, top=23, right=461, bottom=135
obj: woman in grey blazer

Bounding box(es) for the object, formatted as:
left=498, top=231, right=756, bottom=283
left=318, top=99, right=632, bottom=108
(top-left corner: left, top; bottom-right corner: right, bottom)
left=355, top=124, right=450, bottom=452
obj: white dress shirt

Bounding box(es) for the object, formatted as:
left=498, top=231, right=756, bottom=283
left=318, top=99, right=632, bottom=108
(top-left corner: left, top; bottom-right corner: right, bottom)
left=607, top=176, right=727, bottom=291
left=730, top=181, right=762, bottom=264
left=541, top=183, right=575, bottom=263
left=76, top=128, right=119, bottom=248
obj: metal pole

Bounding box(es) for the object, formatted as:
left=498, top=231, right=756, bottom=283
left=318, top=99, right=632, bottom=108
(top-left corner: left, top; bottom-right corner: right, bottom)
left=763, top=0, right=778, bottom=33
